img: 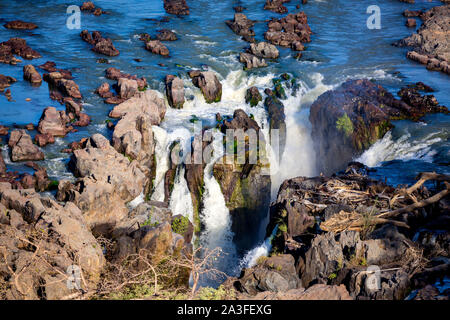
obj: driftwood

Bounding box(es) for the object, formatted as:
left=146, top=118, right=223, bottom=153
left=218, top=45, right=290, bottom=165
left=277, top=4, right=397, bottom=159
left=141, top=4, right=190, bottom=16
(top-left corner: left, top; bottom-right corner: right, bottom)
left=320, top=172, right=449, bottom=233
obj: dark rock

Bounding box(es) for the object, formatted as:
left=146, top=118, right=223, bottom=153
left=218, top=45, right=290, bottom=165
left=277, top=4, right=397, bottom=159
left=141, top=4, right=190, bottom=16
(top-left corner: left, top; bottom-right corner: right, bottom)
left=163, top=0, right=190, bottom=15
left=37, top=61, right=72, bottom=79
left=0, top=38, right=41, bottom=63
left=264, top=12, right=312, bottom=49
left=105, top=67, right=147, bottom=89
left=264, top=0, right=291, bottom=14
left=4, top=20, right=38, bottom=30
left=80, top=30, right=119, bottom=56
left=240, top=52, right=267, bottom=70
left=406, top=18, right=417, bottom=28
left=0, top=75, right=16, bottom=90
left=156, top=29, right=178, bottom=41
left=245, top=87, right=262, bottom=107
left=43, top=72, right=82, bottom=103
left=34, top=133, right=55, bottom=147
left=226, top=13, right=256, bottom=42
left=264, top=95, right=286, bottom=157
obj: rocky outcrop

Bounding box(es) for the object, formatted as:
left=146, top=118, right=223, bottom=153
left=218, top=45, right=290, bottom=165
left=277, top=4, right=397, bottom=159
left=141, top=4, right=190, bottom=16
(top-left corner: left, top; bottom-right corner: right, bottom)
left=118, top=78, right=138, bottom=99
left=68, top=134, right=147, bottom=235
left=0, top=183, right=105, bottom=299
left=250, top=42, right=280, bottom=59
left=309, top=79, right=448, bottom=174
left=4, top=20, right=38, bottom=30
left=23, top=65, right=42, bottom=85
left=8, top=130, right=44, bottom=162
left=213, top=109, right=271, bottom=250
left=264, top=88, right=287, bottom=157
left=189, top=70, right=222, bottom=103
left=165, top=75, right=185, bottom=109
left=226, top=13, right=256, bottom=42
left=264, top=12, right=312, bottom=52
left=0, top=38, right=41, bottom=65
left=395, top=5, right=450, bottom=74
left=80, top=30, right=119, bottom=56
left=110, top=90, right=166, bottom=195
left=145, top=40, right=170, bottom=56
left=260, top=166, right=450, bottom=300
left=105, top=67, right=147, bottom=90
left=163, top=0, right=190, bottom=15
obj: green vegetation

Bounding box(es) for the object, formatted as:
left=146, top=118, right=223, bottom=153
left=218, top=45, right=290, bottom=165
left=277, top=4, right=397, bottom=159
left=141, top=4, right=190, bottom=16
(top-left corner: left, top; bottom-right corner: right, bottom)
left=328, top=272, right=337, bottom=280
left=336, top=113, right=354, bottom=137
left=47, top=180, right=59, bottom=191
left=196, top=285, right=235, bottom=300
left=171, top=216, right=190, bottom=235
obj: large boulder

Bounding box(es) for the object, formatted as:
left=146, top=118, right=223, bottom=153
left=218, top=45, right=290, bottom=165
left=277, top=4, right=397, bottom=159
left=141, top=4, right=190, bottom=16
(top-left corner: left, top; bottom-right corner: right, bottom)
left=0, top=75, right=16, bottom=90
left=8, top=130, right=44, bottom=162
left=37, top=107, right=70, bottom=137
left=264, top=12, right=312, bottom=50
left=0, top=38, right=41, bottom=65
left=239, top=52, right=267, bottom=70
left=189, top=71, right=222, bottom=103
left=43, top=72, right=82, bottom=103
left=145, top=40, right=170, bottom=56
left=0, top=183, right=105, bottom=299
left=250, top=42, right=280, bottom=59
left=309, top=79, right=448, bottom=174
left=165, top=75, right=185, bottom=109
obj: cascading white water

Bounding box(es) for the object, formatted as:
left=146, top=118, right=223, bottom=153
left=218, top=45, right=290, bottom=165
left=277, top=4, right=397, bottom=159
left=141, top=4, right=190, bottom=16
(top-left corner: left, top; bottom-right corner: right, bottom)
left=356, top=130, right=443, bottom=167
left=169, top=166, right=194, bottom=223
left=151, top=126, right=170, bottom=202
left=198, top=130, right=238, bottom=282
left=238, top=225, right=279, bottom=270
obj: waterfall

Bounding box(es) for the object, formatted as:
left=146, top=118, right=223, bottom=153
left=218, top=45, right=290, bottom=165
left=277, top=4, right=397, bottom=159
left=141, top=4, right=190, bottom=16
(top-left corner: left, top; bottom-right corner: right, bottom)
left=238, top=225, right=279, bottom=270
left=198, top=130, right=238, bottom=284
left=169, top=166, right=194, bottom=223
left=151, top=126, right=169, bottom=202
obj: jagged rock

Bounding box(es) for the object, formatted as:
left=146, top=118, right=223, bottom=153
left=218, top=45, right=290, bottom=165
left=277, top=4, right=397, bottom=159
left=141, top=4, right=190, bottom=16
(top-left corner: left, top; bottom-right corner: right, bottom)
left=81, top=1, right=95, bottom=11
left=251, top=284, right=353, bottom=300
left=8, top=130, right=44, bottom=162
left=145, top=40, right=169, bottom=56
left=165, top=75, right=185, bottom=109
left=249, top=42, right=280, bottom=59
left=264, top=0, right=290, bottom=14
left=0, top=152, right=6, bottom=175
left=37, top=107, right=70, bottom=137
left=245, top=87, right=262, bottom=107
left=235, top=254, right=301, bottom=295
left=105, top=67, right=147, bottom=89
left=189, top=71, right=222, bottom=103
left=226, top=13, right=256, bottom=42
left=156, top=29, right=178, bottom=41
left=0, top=38, right=41, bottom=65
left=309, top=79, right=448, bottom=174
left=34, top=133, right=55, bottom=147
left=395, top=5, right=450, bottom=74
left=0, top=184, right=105, bottom=299
left=38, top=61, right=72, bottom=79
left=95, top=82, right=113, bottom=98
left=240, top=52, right=267, bottom=70
left=264, top=12, right=312, bottom=49
left=69, top=134, right=147, bottom=235
left=4, top=20, right=38, bottom=30
left=118, top=78, right=138, bottom=99
left=0, top=74, right=16, bottom=90
left=43, top=72, right=82, bottom=103
left=163, top=0, right=190, bottom=15
left=80, top=30, right=119, bottom=56
left=23, top=65, right=42, bottom=85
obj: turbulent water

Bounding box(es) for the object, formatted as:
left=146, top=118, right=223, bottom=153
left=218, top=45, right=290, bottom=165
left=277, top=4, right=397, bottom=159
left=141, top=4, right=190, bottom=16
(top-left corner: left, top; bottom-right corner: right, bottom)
left=0, top=0, right=449, bottom=284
